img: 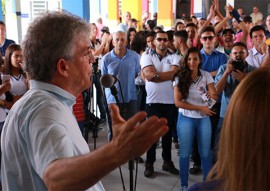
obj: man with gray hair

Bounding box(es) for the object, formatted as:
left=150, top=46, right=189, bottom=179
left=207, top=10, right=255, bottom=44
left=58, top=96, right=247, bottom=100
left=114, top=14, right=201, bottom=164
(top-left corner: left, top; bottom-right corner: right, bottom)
left=101, top=30, right=140, bottom=121
left=101, top=31, right=142, bottom=163
left=1, top=11, right=168, bottom=190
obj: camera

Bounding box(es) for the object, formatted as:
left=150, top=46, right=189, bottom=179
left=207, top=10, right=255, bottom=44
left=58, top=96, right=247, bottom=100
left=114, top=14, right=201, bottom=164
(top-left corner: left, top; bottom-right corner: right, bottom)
left=231, top=58, right=246, bottom=72
left=91, top=57, right=99, bottom=74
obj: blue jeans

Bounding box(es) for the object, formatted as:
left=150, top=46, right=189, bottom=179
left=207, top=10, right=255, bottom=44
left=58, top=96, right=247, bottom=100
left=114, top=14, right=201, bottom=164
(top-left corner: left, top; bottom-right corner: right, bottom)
left=212, top=117, right=224, bottom=164
left=177, top=113, right=212, bottom=187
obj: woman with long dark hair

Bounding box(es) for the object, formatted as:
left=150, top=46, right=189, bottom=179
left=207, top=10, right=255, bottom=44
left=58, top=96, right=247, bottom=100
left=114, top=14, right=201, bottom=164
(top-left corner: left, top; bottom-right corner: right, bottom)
left=173, top=47, right=217, bottom=190
left=127, top=27, right=137, bottom=49
left=2, top=43, right=28, bottom=109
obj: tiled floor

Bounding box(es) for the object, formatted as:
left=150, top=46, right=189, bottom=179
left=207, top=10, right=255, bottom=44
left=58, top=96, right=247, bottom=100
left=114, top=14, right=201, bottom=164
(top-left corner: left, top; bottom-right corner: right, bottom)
left=87, top=125, right=203, bottom=191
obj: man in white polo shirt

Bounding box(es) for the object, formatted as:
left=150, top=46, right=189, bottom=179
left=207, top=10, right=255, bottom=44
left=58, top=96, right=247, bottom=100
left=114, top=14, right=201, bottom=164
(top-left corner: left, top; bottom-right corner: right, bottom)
left=141, top=30, right=181, bottom=178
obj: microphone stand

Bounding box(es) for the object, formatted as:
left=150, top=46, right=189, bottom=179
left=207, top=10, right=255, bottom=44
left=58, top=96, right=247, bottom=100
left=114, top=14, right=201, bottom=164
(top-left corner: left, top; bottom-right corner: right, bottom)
left=102, top=77, right=135, bottom=191
left=110, top=85, right=134, bottom=191
left=110, top=86, right=124, bottom=117
left=102, top=87, right=128, bottom=191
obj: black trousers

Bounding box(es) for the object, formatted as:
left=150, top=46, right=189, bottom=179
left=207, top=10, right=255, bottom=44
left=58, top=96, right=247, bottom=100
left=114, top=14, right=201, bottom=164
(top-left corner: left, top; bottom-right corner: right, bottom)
left=145, top=103, right=178, bottom=163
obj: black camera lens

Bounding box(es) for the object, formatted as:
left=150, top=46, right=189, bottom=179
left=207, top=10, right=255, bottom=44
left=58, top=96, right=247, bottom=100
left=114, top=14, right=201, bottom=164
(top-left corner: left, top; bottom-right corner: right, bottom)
left=231, top=59, right=245, bottom=72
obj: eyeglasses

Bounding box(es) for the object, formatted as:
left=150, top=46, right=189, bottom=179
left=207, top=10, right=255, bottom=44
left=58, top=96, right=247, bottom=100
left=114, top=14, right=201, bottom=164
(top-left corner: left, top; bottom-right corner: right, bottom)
left=231, top=51, right=246, bottom=56
left=201, top=36, right=215, bottom=41
left=156, top=38, right=169, bottom=42
left=82, top=52, right=94, bottom=60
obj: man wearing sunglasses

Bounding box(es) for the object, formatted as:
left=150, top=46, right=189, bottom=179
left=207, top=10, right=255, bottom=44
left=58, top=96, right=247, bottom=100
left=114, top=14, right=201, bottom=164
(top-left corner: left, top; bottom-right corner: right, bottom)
left=200, top=26, right=228, bottom=77
left=141, top=31, right=181, bottom=178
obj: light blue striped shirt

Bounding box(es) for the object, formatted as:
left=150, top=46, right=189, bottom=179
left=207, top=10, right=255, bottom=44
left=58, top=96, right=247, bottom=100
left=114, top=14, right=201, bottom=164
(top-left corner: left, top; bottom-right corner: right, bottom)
left=1, top=80, right=104, bottom=191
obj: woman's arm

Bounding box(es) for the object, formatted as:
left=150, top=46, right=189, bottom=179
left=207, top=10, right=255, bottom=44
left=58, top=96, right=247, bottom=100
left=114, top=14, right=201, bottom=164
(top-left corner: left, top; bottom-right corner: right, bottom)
left=0, top=81, right=11, bottom=96
left=174, top=86, right=216, bottom=116
left=92, top=33, right=109, bottom=57
left=4, top=95, right=23, bottom=110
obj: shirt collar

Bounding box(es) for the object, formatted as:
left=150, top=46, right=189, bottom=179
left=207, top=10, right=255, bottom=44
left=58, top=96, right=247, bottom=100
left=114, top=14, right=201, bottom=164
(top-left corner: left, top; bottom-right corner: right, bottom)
left=151, top=49, right=173, bottom=56
left=175, top=49, right=183, bottom=56
left=251, top=47, right=260, bottom=56
left=200, top=48, right=219, bottom=55
left=30, top=80, right=76, bottom=107
left=111, top=48, right=130, bottom=58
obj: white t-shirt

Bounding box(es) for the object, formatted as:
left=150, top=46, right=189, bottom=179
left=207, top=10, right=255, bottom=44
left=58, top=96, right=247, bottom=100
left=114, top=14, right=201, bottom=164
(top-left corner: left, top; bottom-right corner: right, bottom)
left=173, top=69, right=214, bottom=118
left=10, top=74, right=28, bottom=96
left=246, top=47, right=265, bottom=68
left=141, top=50, right=181, bottom=104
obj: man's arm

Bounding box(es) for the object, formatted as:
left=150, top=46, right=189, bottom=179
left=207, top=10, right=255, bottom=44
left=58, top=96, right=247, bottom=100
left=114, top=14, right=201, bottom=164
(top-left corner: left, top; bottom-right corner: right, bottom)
left=261, top=45, right=270, bottom=68
left=142, top=65, right=178, bottom=82
left=44, top=104, right=168, bottom=190
left=215, top=63, right=233, bottom=94
left=195, top=3, right=215, bottom=46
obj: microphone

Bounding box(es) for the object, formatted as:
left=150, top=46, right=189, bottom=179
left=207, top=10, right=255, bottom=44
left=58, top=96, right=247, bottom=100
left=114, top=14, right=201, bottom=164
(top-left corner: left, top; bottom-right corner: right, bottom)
left=100, top=74, right=118, bottom=88
left=100, top=74, right=124, bottom=117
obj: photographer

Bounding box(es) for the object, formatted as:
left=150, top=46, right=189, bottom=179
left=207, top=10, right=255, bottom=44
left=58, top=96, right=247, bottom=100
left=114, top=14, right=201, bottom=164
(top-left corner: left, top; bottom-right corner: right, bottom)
left=89, top=23, right=111, bottom=123
left=213, top=42, right=255, bottom=162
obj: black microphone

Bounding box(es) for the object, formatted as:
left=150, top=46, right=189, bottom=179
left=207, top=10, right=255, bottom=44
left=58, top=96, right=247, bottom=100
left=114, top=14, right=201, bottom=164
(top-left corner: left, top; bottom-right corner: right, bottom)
left=100, top=74, right=124, bottom=117
left=100, top=74, right=118, bottom=88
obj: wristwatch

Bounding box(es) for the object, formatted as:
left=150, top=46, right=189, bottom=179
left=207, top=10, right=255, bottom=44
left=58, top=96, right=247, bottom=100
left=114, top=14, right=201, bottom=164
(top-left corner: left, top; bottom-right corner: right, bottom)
left=153, top=73, right=159, bottom=80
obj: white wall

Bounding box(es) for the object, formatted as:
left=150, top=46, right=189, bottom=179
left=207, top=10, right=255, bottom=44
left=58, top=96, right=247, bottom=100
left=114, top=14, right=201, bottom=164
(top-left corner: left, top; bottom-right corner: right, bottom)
left=5, top=0, right=61, bottom=44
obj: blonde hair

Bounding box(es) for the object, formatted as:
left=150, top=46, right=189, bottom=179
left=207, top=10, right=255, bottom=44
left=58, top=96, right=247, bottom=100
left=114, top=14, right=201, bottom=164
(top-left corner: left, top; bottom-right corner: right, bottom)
left=208, top=68, right=270, bottom=190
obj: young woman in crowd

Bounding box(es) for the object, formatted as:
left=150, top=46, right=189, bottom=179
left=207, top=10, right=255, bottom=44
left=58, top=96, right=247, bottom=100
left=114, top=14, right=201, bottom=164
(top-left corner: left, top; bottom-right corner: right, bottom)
left=173, top=47, right=217, bottom=190
left=2, top=44, right=28, bottom=110
left=127, top=27, right=137, bottom=49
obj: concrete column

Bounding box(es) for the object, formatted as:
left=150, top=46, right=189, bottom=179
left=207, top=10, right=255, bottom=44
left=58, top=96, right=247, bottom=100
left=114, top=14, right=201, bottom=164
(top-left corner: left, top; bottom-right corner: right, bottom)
left=142, top=0, right=149, bottom=12
left=150, top=0, right=158, bottom=19
left=158, top=0, right=173, bottom=29
left=107, top=0, right=119, bottom=31
left=62, top=0, right=90, bottom=21
left=0, top=1, right=3, bottom=21
left=121, top=0, right=142, bottom=24
left=5, top=0, right=19, bottom=42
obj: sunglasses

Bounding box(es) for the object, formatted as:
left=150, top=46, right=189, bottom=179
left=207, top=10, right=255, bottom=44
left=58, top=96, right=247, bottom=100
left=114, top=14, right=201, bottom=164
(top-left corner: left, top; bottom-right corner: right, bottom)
left=156, top=38, right=169, bottom=42
left=201, top=36, right=215, bottom=41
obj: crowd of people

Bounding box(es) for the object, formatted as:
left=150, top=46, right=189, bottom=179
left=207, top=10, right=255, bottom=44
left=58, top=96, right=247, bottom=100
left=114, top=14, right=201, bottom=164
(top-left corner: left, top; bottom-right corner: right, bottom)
left=0, top=0, right=270, bottom=190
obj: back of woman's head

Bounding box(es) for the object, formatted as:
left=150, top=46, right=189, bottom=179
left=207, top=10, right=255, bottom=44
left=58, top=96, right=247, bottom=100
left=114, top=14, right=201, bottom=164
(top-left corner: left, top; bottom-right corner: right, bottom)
left=215, top=68, right=270, bottom=190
